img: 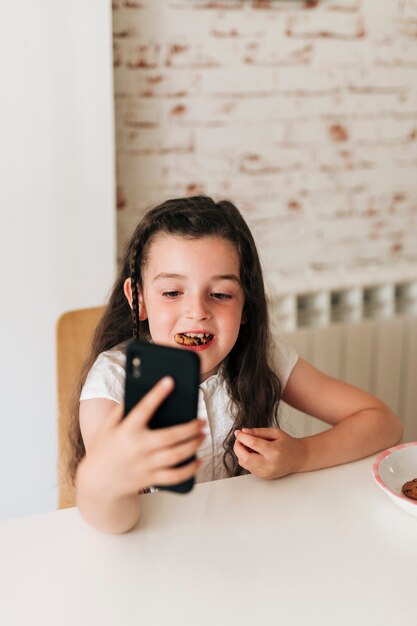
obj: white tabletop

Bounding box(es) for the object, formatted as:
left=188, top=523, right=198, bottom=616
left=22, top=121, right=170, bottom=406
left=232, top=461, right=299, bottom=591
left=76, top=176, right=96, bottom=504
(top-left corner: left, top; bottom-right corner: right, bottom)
left=1, top=456, right=416, bottom=626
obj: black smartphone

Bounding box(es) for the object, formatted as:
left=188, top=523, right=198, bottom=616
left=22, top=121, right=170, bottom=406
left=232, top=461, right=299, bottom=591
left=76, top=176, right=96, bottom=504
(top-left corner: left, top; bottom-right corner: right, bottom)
left=123, top=340, right=200, bottom=493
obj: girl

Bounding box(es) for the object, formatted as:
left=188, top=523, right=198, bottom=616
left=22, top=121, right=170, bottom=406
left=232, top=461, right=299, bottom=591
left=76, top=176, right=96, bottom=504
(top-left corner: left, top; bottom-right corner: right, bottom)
left=72, top=195, right=402, bottom=534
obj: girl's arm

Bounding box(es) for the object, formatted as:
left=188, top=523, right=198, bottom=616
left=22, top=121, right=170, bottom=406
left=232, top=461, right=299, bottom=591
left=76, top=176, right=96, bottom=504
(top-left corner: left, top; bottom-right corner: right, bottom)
left=282, top=358, right=403, bottom=471
left=76, top=378, right=205, bottom=534
left=77, top=399, right=142, bottom=535
left=234, top=358, right=403, bottom=479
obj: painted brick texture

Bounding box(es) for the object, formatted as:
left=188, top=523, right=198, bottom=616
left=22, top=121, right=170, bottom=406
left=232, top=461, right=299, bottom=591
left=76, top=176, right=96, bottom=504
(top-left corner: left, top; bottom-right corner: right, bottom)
left=113, top=0, right=417, bottom=292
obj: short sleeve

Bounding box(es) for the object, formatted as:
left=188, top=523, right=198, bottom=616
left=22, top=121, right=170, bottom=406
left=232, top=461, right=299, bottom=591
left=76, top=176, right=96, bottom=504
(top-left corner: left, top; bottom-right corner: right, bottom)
left=274, top=341, right=299, bottom=391
left=80, top=345, right=127, bottom=404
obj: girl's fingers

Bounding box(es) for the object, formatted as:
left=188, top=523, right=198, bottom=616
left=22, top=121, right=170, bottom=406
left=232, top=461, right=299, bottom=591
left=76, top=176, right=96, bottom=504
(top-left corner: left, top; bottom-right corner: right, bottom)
left=233, top=440, right=252, bottom=470
left=152, top=457, right=202, bottom=487
left=151, top=434, right=206, bottom=470
left=234, top=430, right=267, bottom=454
left=124, top=376, right=175, bottom=429
left=240, top=427, right=281, bottom=441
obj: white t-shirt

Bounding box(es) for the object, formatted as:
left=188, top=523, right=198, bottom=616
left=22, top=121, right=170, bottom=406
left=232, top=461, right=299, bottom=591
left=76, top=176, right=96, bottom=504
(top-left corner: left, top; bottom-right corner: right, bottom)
left=80, top=342, right=299, bottom=485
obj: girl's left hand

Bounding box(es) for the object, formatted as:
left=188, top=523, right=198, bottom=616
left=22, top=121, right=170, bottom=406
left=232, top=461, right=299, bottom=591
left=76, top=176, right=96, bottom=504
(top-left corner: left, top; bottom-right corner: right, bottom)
left=234, top=427, right=306, bottom=479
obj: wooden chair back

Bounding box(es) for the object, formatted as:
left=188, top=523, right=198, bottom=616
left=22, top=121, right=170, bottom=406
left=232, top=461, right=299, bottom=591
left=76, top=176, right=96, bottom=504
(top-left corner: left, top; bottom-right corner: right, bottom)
left=56, top=306, right=104, bottom=508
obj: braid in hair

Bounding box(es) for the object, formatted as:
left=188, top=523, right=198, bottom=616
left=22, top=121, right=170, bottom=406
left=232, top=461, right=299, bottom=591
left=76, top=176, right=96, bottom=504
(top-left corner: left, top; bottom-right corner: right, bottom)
left=129, top=234, right=141, bottom=340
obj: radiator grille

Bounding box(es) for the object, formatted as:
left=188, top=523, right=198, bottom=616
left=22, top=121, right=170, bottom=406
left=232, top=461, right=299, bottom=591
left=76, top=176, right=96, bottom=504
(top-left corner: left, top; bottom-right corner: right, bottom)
left=278, top=315, right=417, bottom=443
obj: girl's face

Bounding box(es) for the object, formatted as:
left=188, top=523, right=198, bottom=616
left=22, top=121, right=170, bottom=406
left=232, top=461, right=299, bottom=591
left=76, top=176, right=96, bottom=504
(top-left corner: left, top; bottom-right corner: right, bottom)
left=126, top=234, right=245, bottom=381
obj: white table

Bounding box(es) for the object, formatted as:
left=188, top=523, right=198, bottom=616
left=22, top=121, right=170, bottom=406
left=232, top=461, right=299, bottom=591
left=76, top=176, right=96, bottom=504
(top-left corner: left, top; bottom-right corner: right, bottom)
left=1, top=457, right=416, bottom=626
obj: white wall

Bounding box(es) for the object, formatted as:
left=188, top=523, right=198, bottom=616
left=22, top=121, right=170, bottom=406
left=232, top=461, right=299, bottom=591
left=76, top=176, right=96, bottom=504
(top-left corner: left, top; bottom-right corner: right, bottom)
left=0, top=1, right=116, bottom=520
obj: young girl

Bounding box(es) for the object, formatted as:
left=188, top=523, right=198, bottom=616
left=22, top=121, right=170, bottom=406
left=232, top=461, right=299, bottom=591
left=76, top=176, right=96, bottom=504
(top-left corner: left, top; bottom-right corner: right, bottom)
left=72, top=195, right=402, bottom=534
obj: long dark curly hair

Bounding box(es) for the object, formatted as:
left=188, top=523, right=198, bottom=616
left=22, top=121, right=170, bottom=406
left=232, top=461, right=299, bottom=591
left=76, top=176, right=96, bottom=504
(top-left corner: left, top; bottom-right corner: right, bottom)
left=68, top=195, right=282, bottom=484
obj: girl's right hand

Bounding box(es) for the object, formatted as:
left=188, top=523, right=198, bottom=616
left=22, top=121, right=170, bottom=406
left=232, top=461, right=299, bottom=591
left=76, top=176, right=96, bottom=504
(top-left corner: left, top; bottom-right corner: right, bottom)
left=77, top=377, right=206, bottom=498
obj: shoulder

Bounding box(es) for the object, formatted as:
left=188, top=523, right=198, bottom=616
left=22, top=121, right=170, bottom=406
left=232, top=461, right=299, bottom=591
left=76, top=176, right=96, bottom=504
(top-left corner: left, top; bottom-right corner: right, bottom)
left=274, top=340, right=299, bottom=391
left=80, top=342, right=128, bottom=404
left=95, top=343, right=127, bottom=369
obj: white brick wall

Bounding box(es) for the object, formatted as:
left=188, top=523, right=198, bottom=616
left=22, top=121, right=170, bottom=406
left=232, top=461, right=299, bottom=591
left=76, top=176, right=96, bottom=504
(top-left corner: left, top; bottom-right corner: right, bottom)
left=113, top=0, right=417, bottom=293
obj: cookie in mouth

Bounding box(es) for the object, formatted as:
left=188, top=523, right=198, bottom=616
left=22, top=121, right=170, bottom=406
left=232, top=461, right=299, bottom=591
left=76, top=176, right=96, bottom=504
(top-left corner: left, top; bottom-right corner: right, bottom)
left=174, top=332, right=214, bottom=347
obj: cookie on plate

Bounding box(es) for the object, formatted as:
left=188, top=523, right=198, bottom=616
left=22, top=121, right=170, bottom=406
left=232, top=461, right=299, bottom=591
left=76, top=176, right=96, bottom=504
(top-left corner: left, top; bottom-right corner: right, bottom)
left=402, top=478, right=417, bottom=500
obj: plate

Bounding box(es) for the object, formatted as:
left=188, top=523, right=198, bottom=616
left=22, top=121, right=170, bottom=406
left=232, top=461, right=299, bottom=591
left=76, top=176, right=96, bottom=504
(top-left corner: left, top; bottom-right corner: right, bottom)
left=372, top=442, right=417, bottom=517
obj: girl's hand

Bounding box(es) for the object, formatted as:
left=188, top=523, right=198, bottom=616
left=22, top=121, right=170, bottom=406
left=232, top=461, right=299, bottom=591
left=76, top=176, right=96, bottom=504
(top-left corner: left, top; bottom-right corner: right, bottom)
left=77, top=377, right=206, bottom=499
left=233, top=427, right=306, bottom=480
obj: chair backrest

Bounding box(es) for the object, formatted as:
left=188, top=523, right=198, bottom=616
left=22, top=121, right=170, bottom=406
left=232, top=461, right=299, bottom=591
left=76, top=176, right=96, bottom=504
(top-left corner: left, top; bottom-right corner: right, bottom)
left=56, top=306, right=104, bottom=509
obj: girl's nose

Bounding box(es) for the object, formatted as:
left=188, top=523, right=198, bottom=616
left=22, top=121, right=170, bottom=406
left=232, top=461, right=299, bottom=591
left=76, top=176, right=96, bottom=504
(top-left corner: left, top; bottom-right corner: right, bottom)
left=186, top=295, right=211, bottom=321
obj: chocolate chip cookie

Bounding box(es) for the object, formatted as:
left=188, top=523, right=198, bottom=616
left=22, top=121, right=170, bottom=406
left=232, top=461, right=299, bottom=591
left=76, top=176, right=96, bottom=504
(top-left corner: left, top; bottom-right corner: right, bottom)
left=402, top=478, right=417, bottom=500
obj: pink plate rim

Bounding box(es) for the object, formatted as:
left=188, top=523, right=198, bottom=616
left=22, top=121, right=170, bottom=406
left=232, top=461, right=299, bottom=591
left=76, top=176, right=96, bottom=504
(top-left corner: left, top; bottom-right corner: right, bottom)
left=372, top=441, right=417, bottom=506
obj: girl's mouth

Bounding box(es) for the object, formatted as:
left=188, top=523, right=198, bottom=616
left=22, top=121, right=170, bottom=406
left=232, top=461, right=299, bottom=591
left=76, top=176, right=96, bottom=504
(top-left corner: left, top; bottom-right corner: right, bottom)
left=174, top=332, right=214, bottom=349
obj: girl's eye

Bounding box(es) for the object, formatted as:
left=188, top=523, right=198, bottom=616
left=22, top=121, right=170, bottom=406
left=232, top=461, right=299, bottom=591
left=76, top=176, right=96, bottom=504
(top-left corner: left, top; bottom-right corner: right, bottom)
left=163, top=291, right=182, bottom=298
left=212, top=293, right=232, bottom=300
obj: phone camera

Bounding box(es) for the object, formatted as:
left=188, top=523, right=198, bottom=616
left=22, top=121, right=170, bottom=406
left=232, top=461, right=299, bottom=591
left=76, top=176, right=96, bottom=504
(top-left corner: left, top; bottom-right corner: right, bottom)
left=132, top=356, right=141, bottom=378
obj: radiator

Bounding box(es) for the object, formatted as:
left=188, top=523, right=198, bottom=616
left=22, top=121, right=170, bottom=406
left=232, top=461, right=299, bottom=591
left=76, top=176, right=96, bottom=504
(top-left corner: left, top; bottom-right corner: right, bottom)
left=277, top=315, right=417, bottom=443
